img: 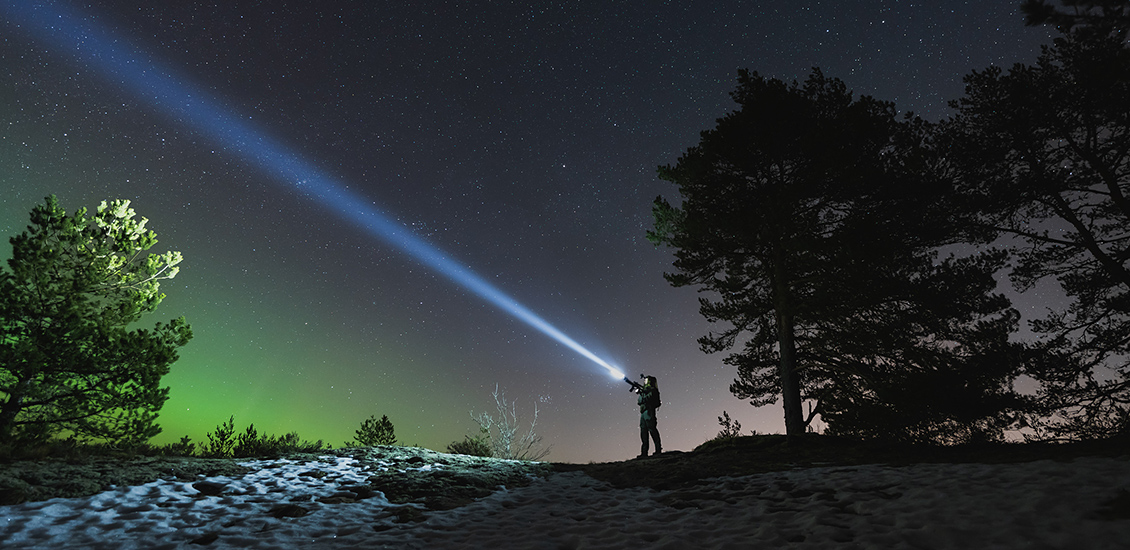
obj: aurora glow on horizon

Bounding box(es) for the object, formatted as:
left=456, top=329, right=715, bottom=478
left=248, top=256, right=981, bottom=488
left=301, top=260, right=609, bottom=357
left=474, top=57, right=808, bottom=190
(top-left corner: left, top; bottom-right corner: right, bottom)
left=1, top=0, right=1055, bottom=462
left=1, top=0, right=627, bottom=382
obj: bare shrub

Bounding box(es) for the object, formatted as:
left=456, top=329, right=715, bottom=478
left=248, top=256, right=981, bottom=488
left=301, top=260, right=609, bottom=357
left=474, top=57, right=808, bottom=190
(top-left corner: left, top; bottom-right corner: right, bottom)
left=469, top=385, right=551, bottom=461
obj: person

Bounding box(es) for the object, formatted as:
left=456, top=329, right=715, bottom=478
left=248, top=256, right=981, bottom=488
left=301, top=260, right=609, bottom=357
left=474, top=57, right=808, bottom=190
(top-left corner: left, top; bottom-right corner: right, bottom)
left=636, top=375, right=662, bottom=458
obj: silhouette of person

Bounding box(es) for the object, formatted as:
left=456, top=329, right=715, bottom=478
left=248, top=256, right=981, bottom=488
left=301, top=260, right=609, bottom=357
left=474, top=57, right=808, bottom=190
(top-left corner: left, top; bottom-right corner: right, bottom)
left=636, top=375, right=662, bottom=458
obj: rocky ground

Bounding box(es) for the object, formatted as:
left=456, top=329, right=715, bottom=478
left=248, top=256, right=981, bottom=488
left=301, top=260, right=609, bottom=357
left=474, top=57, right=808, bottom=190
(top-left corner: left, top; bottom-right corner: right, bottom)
left=4, top=436, right=1129, bottom=549
left=0, top=454, right=248, bottom=505
left=0, top=445, right=552, bottom=511
left=2, top=434, right=1127, bottom=512
left=562, top=434, right=1130, bottom=490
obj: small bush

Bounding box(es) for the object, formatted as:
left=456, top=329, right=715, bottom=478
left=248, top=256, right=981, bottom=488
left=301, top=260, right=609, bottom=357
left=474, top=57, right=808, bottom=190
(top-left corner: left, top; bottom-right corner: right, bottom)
left=352, top=414, right=397, bottom=447
left=447, top=433, right=492, bottom=457
left=273, top=432, right=328, bottom=456
left=201, top=416, right=328, bottom=458
left=201, top=416, right=237, bottom=458
left=0, top=436, right=201, bottom=460
left=0, top=421, right=333, bottom=461
left=234, top=424, right=266, bottom=457
left=716, top=411, right=743, bottom=440
left=153, top=436, right=196, bottom=457
left=0, top=438, right=79, bottom=461
left=697, top=410, right=758, bottom=450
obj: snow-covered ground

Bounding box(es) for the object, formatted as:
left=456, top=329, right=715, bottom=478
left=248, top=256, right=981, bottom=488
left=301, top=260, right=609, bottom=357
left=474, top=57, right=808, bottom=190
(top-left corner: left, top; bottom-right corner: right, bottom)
left=2, top=454, right=1128, bottom=549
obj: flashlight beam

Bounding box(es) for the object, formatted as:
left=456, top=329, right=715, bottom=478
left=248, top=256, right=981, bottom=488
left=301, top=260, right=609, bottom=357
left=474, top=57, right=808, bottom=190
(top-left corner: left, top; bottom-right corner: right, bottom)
left=2, top=1, right=625, bottom=381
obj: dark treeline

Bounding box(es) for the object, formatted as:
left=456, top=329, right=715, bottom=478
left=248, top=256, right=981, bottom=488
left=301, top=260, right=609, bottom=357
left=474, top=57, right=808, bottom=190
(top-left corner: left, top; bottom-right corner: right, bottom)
left=649, top=1, right=1130, bottom=444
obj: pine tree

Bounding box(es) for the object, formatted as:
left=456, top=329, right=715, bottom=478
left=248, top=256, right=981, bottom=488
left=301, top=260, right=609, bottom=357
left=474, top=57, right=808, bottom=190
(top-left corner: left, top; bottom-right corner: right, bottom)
left=0, top=196, right=191, bottom=445
left=353, top=414, right=398, bottom=446
left=650, top=70, right=1029, bottom=442
left=945, top=28, right=1130, bottom=438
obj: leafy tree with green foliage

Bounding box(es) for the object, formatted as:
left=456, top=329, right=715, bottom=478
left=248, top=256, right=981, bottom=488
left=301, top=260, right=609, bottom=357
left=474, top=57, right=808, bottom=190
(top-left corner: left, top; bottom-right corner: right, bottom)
left=649, top=70, right=1030, bottom=443
left=0, top=196, right=191, bottom=445
left=944, top=26, right=1130, bottom=438
left=352, top=414, right=397, bottom=446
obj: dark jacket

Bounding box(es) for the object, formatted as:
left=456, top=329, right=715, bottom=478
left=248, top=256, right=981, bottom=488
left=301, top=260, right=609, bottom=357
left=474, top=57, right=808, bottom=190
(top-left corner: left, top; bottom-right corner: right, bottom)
left=638, top=386, right=660, bottom=422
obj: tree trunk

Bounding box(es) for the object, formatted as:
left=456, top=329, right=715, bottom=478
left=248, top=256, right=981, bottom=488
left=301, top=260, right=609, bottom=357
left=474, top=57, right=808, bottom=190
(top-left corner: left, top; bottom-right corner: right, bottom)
left=0, top=378, right=29, bottom=442
left=776, top=308, right=805, bottom=439
left=771, top=241, right=806, bottom=439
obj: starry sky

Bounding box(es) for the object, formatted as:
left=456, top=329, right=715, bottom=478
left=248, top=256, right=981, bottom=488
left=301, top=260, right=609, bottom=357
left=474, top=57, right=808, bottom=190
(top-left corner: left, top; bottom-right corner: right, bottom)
left=1, top=1, right=1055, bottom=463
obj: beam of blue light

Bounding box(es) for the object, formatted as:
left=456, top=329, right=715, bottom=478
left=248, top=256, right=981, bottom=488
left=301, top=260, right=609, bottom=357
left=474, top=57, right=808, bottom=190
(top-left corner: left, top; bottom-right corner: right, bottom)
left=2, top=1, right=626, bottom=382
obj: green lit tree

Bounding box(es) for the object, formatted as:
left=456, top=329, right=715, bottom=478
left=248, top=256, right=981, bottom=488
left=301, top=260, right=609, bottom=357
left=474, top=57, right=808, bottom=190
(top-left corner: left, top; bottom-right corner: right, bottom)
left=0, top=196, right=191, bottom=445
left=650, top=70, right=1030, bottom=443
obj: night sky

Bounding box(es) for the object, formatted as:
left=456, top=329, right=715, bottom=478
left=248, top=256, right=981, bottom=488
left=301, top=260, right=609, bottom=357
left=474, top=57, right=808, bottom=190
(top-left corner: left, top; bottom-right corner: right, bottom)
left=1, top=1, right=1055, bottom=463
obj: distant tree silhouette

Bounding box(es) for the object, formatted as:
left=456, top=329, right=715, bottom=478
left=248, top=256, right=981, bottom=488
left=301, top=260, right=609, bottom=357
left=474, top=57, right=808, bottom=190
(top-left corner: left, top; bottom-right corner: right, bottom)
left=650, top=70, right=1030, bottom=443
left=945, top=29, right=1130, bottom=438
left=1021, top=0, right=1130, bottom=34
left=0, top=196, right=191, bottom=445
left=353, top=414, right=398, bottom=446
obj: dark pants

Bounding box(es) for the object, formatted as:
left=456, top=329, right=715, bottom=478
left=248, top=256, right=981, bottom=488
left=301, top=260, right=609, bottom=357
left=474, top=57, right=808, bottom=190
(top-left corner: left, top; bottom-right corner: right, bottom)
left=640, top=415, right=661, bottom=455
